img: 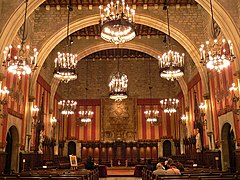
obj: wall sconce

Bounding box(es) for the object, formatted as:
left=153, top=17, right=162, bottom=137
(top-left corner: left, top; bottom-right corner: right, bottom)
left=32, top=105, right=39, bottom=128
left=180, top=114, right=187, bottom=125
left=229, top=83, right=240, bottom=114
left=199, top=102, right=207, bottom=127
left=51, top=117, right=57, bottom=128
left=0, top=84, right=9, bottom=118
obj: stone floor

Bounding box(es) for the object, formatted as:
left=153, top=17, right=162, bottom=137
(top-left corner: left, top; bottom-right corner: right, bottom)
left=100, top=178, right=141, bottom=180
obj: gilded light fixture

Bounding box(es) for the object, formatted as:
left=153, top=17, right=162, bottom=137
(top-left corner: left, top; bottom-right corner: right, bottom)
left=144, top=58, right=159, bottom=124
left=158, top=4, right=184, bottom=81
left=99, top=0, right=136, bottom=45
left=78, top=59, right=94, bottom=124
left=199, top=0, right=235, bottom=72
left=2, top=0, right=38, bottom=78
left=53, top=0, right=77, bottom=83
left=160, top=98, right=179, bottom=116
left=109, top=48, right=128, bottom=101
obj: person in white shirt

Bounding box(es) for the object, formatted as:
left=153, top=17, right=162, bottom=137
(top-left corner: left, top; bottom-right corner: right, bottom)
left=153, top=163, right=166, bottom=175
left=166, top=163, right=181, bottom=175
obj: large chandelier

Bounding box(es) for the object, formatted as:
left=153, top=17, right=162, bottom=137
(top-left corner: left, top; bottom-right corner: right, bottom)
left=109, top=72, right=128, bottom=101
left=99, top=0, right=136, bottom=45
left=53, top=2, right=77, bottom=83
left=79, top=110, right=94, bottom=123
left=199, top=0, right=235, bottom=72
left=144, top=59, right=159, bottom=124
left=145, top=91, right=160, bottom=122
left=58, top=99, right=77, bottom=115
left=160, top=98, right=179, bottom=116
left=158, top=4, right=184, bottom=81
left=2, top=0, right=38, bottom=78
left=78, top=59, right=94, bottom=124
left=0, top=83, right=9, bottom=105
left=109, top=48, right=128, bottom=101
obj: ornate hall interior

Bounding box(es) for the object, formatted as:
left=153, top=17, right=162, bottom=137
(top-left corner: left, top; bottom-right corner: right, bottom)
left=0, top=0, right=240, bottom=178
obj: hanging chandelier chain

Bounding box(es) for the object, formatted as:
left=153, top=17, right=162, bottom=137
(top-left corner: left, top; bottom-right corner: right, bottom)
left=66, top=0, right=73, bottom=51
left=21, top=0, right=29, bottom=49
left=199, top=0, right=235, bottom=72
left=166, top=4, right=171, bottom=48
left=85, top=59, right=89, bottom=102
left=158, top=1, right=184, bottom=81
left=53, top=0, right=77, bottom=83
left=117, top=45, right=120, bottom=72
left=209, top=0, right=216, bottom=39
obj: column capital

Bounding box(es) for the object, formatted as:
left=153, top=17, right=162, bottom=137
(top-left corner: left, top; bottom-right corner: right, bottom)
left=28, top=96, right=35, bottom=102
left=233, top=70, right=240, bottom=79
left=49, top=109, right=53, bottom=114
left=0, top=73, right=6, bottom=81
left=203, top=93, right=210, bottom=100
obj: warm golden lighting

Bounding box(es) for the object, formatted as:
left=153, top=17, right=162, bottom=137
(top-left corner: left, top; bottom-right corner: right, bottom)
left=99, top=0, right=136, bottom=45
left=2, top=0, right=38, bottom=78
left=79, top=110, right=94, bottom=123
left=160, top=98, right=179, bottom=115
left=109, top=72, right=128, bottom=101
left=58, top=100, right=77, bottom=115
left=200, top=39, right=235, bottom=72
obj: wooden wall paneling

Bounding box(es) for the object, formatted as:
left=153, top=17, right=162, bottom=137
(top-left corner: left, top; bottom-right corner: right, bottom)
left=101, top=147, right=106, bottom=162
left=108, top=147, right=113, bottom=161
left=146, top=146, right=151, bottom=159
left=93, top=147, right=99, bottom=162
left=81, top=147, right=87, bottom=161
left=152, top=146, right=158, bottom=160
left=204, top=150, right=222, bottom=169
left=235, top=149, right=240, bottom=172
left=126, top=147, right=131, bottom=160
left=0, top=152, right=6, bottom=173
left=139, top=147, right=145, bottom=160
left=19, top=153, right=43, bottom=172
left=87, top=147, right=93, bottom=158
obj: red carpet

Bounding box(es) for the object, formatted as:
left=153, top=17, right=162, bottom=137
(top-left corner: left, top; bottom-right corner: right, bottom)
left=107, top=167, right=135, bottom=177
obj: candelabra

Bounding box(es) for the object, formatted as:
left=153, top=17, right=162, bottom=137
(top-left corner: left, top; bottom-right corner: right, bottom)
left=158, top=4, right=184, bottom=81
left=32, top=105, right=39, bottom=128
left=199, top=102, right=207, bottom=127
left=53, top=1, right=78, bottom=83
left=160, top=98, right=179, bottom=116
left=199, top=0, right=235, bottom=72
left=99, top=0, right=136, bottom=45
left=2, top=0, right=38, bottom=78
left=229, top=83, right=240, bottom=115
left=180, top=114, right=187, bottom=125
left=51, top=117, right=57, bottom=128
left=0, top=84, right=9, bottom=118
left=58, top=99, right=77, bottom=115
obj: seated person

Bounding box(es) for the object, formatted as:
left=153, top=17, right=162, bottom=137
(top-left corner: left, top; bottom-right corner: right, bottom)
left=85, top=156, right=95, bottom=170
left=144, top=159, right=155, bottom=171
left=166, top=163, right=181, bottom=175
left=176, top=161, right=184, bottom=172
left=153, top=163, right=166, bottom=175
left=164, top=157, right=173, bottom=170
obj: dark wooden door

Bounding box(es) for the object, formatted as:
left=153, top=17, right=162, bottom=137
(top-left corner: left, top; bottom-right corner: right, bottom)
left=163, top=140, right=171, bottom=158
left=68, top=141, right=76, bottom=156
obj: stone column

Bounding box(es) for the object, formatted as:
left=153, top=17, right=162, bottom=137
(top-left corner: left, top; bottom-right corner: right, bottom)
left=48, top=110, right=53, bottom=138
left=203, top=94, right=215, bottom=150
left=54, top=120, right=59, bottom=156
left=158, top=142, right=162, bottom=157
left=25, top=96, right=35, bottom=152
left=185, top=111, right=190, bottom=138
left=76, top=142, right=81, bottom=159
left=180, top=123, right=185, bottom=154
